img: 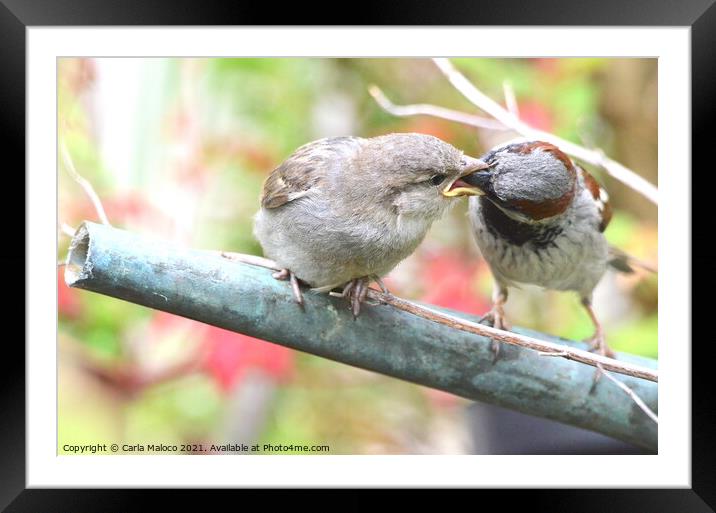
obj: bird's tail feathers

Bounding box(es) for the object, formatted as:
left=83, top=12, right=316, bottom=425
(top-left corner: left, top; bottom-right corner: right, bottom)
left=608, top=246, right=657, bottom=274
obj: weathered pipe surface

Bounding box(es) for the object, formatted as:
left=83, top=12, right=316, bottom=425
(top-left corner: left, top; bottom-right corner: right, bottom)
left=65, top=221, right=657, bottom=451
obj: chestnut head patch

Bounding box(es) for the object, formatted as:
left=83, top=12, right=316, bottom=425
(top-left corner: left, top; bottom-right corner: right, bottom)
left=480, top=141, right=577, bottom=221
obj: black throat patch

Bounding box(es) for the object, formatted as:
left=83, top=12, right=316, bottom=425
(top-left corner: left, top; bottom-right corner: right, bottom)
left=480, top=198, right=563, bottom=248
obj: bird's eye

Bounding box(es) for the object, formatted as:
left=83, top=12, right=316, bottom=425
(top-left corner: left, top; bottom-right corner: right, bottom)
left=430, top=175, right=446, bottom=186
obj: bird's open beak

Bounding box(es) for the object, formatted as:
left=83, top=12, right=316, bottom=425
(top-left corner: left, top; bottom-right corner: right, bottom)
left=441, top=156, right=491, bottom=197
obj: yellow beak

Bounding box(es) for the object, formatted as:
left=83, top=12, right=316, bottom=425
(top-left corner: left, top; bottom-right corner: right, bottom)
left=441, top=156, right=490, bottom=197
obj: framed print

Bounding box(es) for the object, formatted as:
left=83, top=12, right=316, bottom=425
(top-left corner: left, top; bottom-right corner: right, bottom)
left=4, top=0, right=711, bottom=509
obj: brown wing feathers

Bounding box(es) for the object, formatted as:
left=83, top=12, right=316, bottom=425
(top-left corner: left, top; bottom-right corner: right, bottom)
left=260, top=153, right=325, bottom=209
left=578, top=165, right=613, bottom=232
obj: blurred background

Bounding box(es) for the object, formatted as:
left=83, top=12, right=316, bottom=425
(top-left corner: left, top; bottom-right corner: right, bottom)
left=58, top=58, right=657, bottom=455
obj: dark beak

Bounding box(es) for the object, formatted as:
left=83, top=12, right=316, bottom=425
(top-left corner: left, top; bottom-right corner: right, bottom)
left=441, top=156, right=491, bottom=197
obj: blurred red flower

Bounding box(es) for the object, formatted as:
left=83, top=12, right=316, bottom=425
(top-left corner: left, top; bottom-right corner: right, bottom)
left=419, top=251, right=489, bottom=315
left=145, top=311, right=295, bottom=392
left=202, top=326, right=295, bottom=391
left=532, top=58, right=560, bottom=76
left=518, top=101, right=554, bottom=132
left=58, top=268, right=82, bottom=317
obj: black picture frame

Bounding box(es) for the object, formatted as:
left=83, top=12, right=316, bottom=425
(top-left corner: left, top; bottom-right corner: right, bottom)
left=4, top=0, right=709, bottom=509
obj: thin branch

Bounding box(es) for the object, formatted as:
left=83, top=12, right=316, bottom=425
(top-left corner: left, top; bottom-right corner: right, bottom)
left=365, top=289, right=657, bottom=383
left=597, top=363, right=658, bottom=423
left=60, top=141, right=113, bottom=226
left=59, top=223, right=77, bottom=266
left=368, top=85, right=507, bottom=131
left=60, top=222, right=76, bottom=238
left=431, top=58, right=658, bottom=205
left=219, top=250, right=657, bottom=383
left=539, top=351, right=569, bottom=357
left=503, top=81, right=519, bottom=118
left=218, top=251, right=282, bottom=271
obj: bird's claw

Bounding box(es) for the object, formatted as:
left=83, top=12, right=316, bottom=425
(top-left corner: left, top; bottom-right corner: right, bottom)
left=478, top=308, right=510, bottom=331
left=490, top=339, right=501, bottom=363
left=478, top=311, right=494, bottom=327
left=350, top=279, right=369, bottom=319
left=584, top=331, right=615, bottom=359
left=479, top=307, right=510, bottom=363
left=580, top=299, right=614, bottom=386
left=584, top=331, right=615, bottom=387
left=272, top=268, right=304, bottom=308
left=272, top=269, right=289, bottom=280
left=335, top=276, right=388, bottom=318
left=371, top=275, right=390, bottom=295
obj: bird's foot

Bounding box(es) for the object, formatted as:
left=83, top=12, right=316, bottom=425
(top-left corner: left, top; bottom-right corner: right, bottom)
left=271, top=269, right=289, bottom=280
left=478, top=308, right=510, bottom=362
left=584, top=330, right=615, bottom=386
left=328, top=276, right=390, bottom=318
left=370, top=275, right=391, bottom=295
left=330, top=277, right=375, bottom=318
left=272, top=268, right=304, bottom=308
left=478, top=309, right=510, bottom=331
left=347, top=278, right=370, bottom=319
left=584, top=330, right=615, bottom=359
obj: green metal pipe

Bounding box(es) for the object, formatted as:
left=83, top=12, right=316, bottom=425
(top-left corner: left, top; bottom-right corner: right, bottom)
left=65, top=221, right=657, bottom=451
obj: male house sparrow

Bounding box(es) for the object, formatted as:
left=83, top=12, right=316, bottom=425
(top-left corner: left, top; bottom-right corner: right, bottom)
left=253, top=133, right=490, bottom=316
left=463, top=140, right=638, bottom=359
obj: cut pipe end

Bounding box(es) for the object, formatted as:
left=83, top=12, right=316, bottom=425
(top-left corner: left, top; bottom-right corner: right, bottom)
left=65, top=223, right=91, bottom=287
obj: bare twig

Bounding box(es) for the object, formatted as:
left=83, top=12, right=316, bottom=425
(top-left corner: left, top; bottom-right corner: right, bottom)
left=366, top=289, right=657, bottom=383
left=59, top=223, right=77, bottom=266
left=597, top=364, right=658, bottom=423
left=539, top=351, right=569, bottom=357
left=60, top=141, right=113, bottom=226
left=60, top=222, right=76, bottom=238
left=430, top=58, right=658, bottom=204
left=503, top=81, right=519, bottom=118
left=218, top=250, right=282, bottom=271
left=368, top=85, right=507, bottom=131
left=218, top=250, right=657, bottom=383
